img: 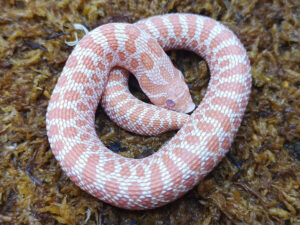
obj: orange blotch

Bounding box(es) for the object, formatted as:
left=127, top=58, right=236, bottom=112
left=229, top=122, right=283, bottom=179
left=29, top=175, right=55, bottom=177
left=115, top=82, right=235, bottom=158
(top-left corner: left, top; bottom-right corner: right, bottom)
left=206, top=135, right=220, bottom=153
left=56, top=75, right=68, bottom=87
left=200, top=19, right=216, bottom=43
left=136, top=165, right=145, bottom=177
left=90, top=145, right=99, bottom=152
left=211, top=97, right=240, bottom=114
left=52, top=140, right=64, bottom=155
left=125, top=25, right=141, bottom=39
left=72, top=71, right=90, bottom=84
left=197, top=121, right=214, bottom=132
left=140, top=53, right=154, bottom=70
left=130, top=58, right=139, bottom=69
left=143, top=159, right=150, bottom=165
left=84, top=87, right=94, bottom=96
left=118, top=51, right=126, bottom=61
left=63, top=90, right=81, bottom=101
left=80, top=133, right=90, bottom=141
left=125, top=40, right=136, bottom=54
left=210, top=30, right=233, bottom=50
left=221, top=136, right=231, bottom=150
left=105, top=52, right=113, bottom=64
left=148, top=39, right=163, bottom=57
left=219, top=59, right=230, bottom=68
left=97, top=61, right=106, bottom=71
left=168, top=14, right=182, bottom=39
left=63, top=126, right=78, bottom=138
left=191, top=40, right=198, bottom=49
left=82, top=56, right=96, bottom=71
left=77, top=103, right=89, bottom=112
left=120, top=165, right=131, bottom=177
left=140, top=109, right=155, bottom=127
left=151, top=17, right=169, bottom=39
left=47, top=108, right=77, bottom=120
left=79, top=35, right=94, bottom=48
left=91, top=74, right=100, bottom=83
left=111, top=84, right=125, bottom=93
left=48, top=125, right=59, bottom=137
left=81, top=154, right=100, bottom=185
left=159, top=66, right=171, bottom=80
left=218, top=82, right=247, bottom=94
left=205, top=109, right=232, bottom=133
left=219, top=63, right=249, bottom=79
left=153, top=119, right=162, bottom=127
left=79, top=35, right=104, bottom=57
left=65, top=56, right=78, bottom=68
left=63, top=143, right=87, bottom=170
left=76, top=119, right=87, bottom=127
left=139, top=74, right=165, bottom=95
left=101, top=24, right=118, bottom=52
left=186, top=15, right=197, bottom=39
left=128, top=182, right=143, bottom=200
left=104, top=160, right=115, bottom=173
left=50, top=93, right=60, bottom=102
left=216, top=45, right=244, bottom=58
left=183, top=125, right=194, bottom=133
left=150, top=163, right=163, bottom=196
left=184, top=135, right=200, bottom=144
left=162, top=154, right=183, bottom=185
left=173, top=147, right=201, bottom=172
left=104, top=179, right=119, bottom=197
left=124, top=26, right=139, bottom=54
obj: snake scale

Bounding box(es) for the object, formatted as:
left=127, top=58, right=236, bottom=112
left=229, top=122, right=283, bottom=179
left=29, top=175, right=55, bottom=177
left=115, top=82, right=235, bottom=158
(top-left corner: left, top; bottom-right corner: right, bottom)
left=46, top=13, right=251, bottom=210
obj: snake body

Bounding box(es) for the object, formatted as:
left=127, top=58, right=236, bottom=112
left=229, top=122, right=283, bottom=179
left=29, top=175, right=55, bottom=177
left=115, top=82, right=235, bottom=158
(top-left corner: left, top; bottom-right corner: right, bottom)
left=46, top=14, right=251, bottom=210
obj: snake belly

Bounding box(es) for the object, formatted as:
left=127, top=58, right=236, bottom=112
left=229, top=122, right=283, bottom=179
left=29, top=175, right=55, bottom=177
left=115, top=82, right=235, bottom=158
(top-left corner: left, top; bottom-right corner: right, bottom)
left=46, top=13, right=251, bottom=210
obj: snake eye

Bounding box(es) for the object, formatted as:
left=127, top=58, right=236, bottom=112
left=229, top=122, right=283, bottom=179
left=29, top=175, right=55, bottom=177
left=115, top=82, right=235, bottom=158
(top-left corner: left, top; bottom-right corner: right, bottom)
left=166, top=99, right=175, bottom=107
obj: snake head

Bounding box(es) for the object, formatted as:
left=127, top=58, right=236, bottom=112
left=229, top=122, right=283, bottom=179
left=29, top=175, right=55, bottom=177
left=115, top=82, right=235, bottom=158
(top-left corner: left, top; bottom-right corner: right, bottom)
left=165, top=81, right=195, bottom=113
left=161, top=68, right=195, bottom=113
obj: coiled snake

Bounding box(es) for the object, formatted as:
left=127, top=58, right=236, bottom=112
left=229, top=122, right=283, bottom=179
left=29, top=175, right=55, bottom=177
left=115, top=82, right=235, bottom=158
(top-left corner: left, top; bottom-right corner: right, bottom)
left=46, top=13, right=251, bottom=210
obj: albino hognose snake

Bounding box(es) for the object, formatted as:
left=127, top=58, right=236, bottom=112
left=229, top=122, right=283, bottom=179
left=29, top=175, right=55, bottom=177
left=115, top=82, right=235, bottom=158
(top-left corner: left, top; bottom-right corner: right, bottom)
left=46, top=13, right=251, bottom=210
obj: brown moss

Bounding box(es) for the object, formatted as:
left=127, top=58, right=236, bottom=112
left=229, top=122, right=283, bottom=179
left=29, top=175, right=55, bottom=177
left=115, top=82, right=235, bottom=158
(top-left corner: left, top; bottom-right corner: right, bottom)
left=0, top=0, right=299, bottom=224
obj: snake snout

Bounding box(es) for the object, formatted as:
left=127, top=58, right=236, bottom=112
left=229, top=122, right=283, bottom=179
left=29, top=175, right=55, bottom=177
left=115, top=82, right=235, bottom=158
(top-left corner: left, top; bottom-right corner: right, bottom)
left=184, top=102, right=196, bottom=113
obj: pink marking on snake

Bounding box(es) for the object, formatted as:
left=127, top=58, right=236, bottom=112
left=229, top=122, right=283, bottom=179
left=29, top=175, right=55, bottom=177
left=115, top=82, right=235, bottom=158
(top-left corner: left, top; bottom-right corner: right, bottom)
left=81, top=154, right=100, bottom=185
left=47, top=108, right=77, bottom=120
left=216, top=45, right=245, bottom=58
left=63, top=90, right=80, bottom=101
left=205, top=109, right=232, bottom=133
left=219, top=63, right=249, bottom=79
left=65, top=56, right=78, bottom=68
left=63, top=127, right=78, bottom=138
left=48, top=125, right=59, bottom=137
left=186, top=15, right=197, bottom=39
left=63, top=143, right=87, bottom=171
left=151, top=17, right=169, bottom=40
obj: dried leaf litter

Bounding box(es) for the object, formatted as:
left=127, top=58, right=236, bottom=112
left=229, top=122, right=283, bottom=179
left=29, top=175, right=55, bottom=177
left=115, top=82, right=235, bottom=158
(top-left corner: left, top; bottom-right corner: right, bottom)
left=0, top=0, right=299, bottom=224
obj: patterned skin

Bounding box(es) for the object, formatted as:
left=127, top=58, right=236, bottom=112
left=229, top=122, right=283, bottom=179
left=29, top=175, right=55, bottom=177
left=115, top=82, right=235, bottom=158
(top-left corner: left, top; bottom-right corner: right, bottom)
left=46, top=14, right=251, bottom=210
